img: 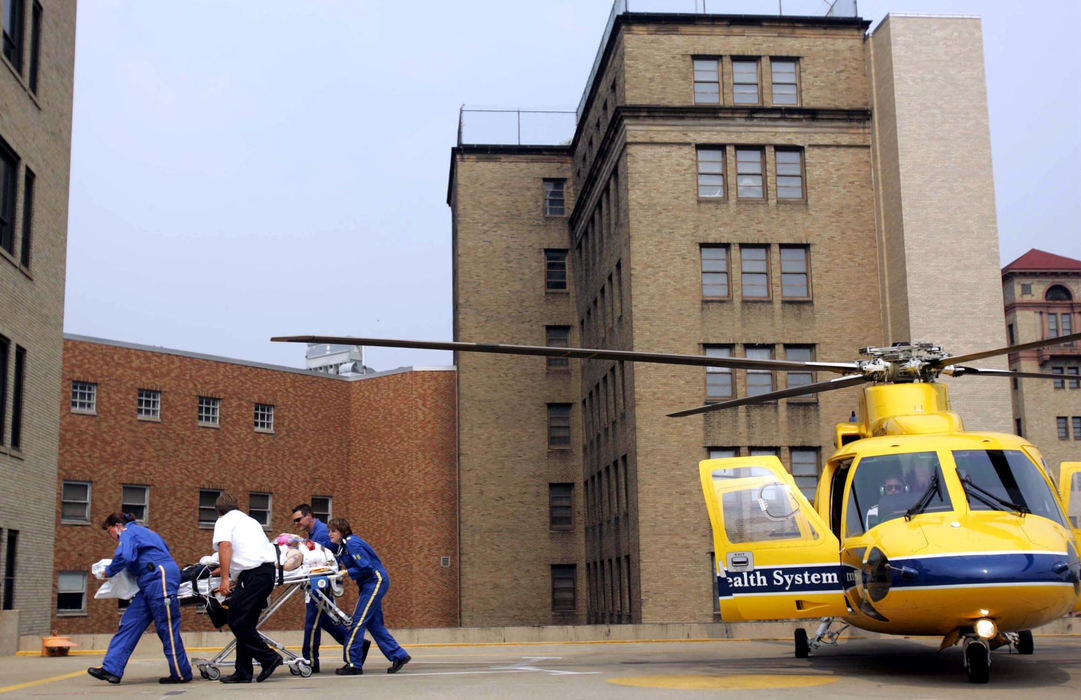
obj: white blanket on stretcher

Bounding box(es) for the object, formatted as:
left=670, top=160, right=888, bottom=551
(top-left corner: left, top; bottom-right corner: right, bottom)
left=178, top=541, right=340, bottom=600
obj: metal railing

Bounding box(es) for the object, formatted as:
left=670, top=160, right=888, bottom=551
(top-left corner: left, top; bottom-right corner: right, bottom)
left=457, top=106, right=577, bottom=147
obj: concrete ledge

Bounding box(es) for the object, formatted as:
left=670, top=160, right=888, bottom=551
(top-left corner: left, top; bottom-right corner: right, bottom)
left=17, top=617, right=1079, bottom=655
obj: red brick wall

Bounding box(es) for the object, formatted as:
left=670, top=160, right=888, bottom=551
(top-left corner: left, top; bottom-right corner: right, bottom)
left=53, top=338, right=457, bottom=633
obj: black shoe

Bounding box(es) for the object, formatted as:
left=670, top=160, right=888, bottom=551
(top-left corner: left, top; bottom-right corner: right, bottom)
left=387, top=654, right=411, bottom=674
left=87, top=667, right=121, bottom=684
left=362, top=638, right=371, bottom=664
left=335, top=665, right=363, bottom=675
left=256, top=655, right=283, bottom=682
left=219, top=673, right=253, bottom=683
left=159, top=676, right=191, bottom=684
left=310, top=662, right=320, bottom=674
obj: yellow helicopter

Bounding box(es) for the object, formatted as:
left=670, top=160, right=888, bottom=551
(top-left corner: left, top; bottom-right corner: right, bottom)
left=273, top=330, right=1081, bottom=684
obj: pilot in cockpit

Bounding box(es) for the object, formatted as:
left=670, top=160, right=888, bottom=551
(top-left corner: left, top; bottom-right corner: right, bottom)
left=865, top=472, right=909, bottom=530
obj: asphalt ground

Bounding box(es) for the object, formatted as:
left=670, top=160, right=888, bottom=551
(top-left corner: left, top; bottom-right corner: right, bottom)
left=2, top=636, right=1079, bottom=698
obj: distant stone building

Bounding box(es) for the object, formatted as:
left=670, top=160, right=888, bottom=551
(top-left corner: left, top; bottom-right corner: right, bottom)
left=53, top=336, right=458, bottom=634
left=1003, top=249, right=1081, bottom=473
left=0, top=0, right=77, bottom=648
left=448, top=7, right=1010, bottom=626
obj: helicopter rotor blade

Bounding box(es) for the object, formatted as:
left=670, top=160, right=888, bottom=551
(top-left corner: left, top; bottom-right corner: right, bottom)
left=666, top=374, right=870, bottom=418
left=271, top=335, right=861, bottom=373
left=942, top=366, right=1073, bottom=380
left=932, top=331, right=1081, bottom=367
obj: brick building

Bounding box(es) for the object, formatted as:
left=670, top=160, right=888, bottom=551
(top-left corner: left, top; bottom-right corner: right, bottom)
left=449, top=7, right=1010, bottom=626
left=0, top=0, right=76, bottom=649
left=54, top=336, right=458, bottom=633
left=1003, top=249, right=1081, bottom=471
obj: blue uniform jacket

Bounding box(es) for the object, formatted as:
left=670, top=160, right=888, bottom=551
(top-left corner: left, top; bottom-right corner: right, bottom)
left=105, top=523, right=178, bottom=590
left=308, top=518, right=332, bottom=549
left=336, top=535, right=387, bottom=583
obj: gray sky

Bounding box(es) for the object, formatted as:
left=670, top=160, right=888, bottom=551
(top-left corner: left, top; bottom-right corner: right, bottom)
left=64, top=0, right=1081, bottom=371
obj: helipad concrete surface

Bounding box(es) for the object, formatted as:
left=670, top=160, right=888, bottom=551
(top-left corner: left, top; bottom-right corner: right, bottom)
left=2, top=635, right=1080, bottom=698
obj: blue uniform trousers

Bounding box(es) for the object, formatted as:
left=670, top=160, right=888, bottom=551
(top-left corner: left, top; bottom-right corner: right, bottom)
left=102, top=566, right=191, bottom=680
left=343, top=570, right=408, bottom=669
left=302, top=595, right=347, bottom=668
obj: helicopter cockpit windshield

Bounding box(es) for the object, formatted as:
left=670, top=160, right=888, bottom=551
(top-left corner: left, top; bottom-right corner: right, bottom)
left=952, top=449, right=1067, bottom=526
left=845, top=452, right=951, bottom=535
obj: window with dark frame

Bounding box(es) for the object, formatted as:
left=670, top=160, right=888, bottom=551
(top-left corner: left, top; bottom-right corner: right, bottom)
left=0, top=335, right=7, bottom=445
left=693, top=58, right=721, bottom=103
left=705, top=345, right=733, bottom=400
left=546, top=326, right=570, bottom=368
left=28, top=1, right=40, bottom=92
left=547, top=403, right=571, bottom=448
left=121, top=485, right=149, bottom=524
left=1068, top=367, right=1080, bottom=389
left=696, top=148, right=725, bottom=198
left=785, top=345, right=815, bottom=398
left=1074, top=417, right=1081, bottom=441
left=780, top=245, right=810, bottom=298
left=771, top=59, right=798, bottom=105
left=2, top=0, right=24, bottom=72
left=198, top=489, right=222, bottom=527
left=545, top=249, right=567, bottom=290
left=71, top=380, right=96, bottom=413
left=57, top=571, right=87, bottom=615
left=1058, top=417, right=1069, bottom=440
left=10, top=345, right=23, bottom=450
left=1020, top=283, right=1032, bottom=296
left=1053, top=367, right=1064, bottom=389
left=735, top=148, right=764, bottom=198
left=551, top=564, right=576, bottom=612
left=544, top=179, right=566, bottom=216
left=311, top=495, right=332, bottom=522
left=137, top=388, right=161, bottom=419
left=790, top=448, right=819, bottom=499
left=775, top=149, right=804, bottom=200
left=0, top=140, right=16, bottom=256
left=745, top=346, right=774, bottom=396
left=549, top=483, right=573, bottom=530
left=249, top=492, right=272, bottom=528
left=732, top=59, right=759, bottom=104
left=60, top=480, right=91, bottom=523
left=19, top=166, right=32, bottom=268
left=2, top=529, right=16, bottom=610
left=198, top=396, right=220, bottom=426
left=254, top=403, right=274, bottom=432
left=740, top=245, right=769, bottom=298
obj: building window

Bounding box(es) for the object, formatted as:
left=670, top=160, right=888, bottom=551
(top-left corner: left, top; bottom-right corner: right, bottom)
left=549, top=483, right=573, bottom=530
left=57, top=572, right=87, bottom=615
left=693, top=58, right=720, bottom=103
left=696, top=148, right=725, bottom=198
left=254, top=403, right=274, bottom=432
left=249, top=492, right=272, bottom=528
left=198, top=396, right=220, bottom=426
left=708, top=447, right=738, bottom=459
left=1068, top=367, right=1080, bottom=389
left=545, top=249, right=568, bottom=290
left=1053, top=367, right=1064, bottom=390
left=1007, top=323, right=1015, bottom=345
left=547, top=403, right=571, bottom=448
left=785, top=345, right=814, bottom=397
left=750, top=447, right=779, bottom=457
left=746, top=346, right=774, bottom=396
left=10, top=345, right=23, bottom=450
left=771, top=58, right=799, bottom=105
left=1015, top=418, right=1023, bottom=437
left=780, top=245, right=810, bottom=298
left=701, top=245, right=729, bottom=297
left=71, top=381, right=97, bottom=414
left=790, top=448, right=818, bottom=499
left=311, top=495, right=332, bottom=522
left=2, top=529, right=16, bottom=610
left=1048, top=314, right=1059, bottom=338
left=732, top=59, right=759, bottom=104
left=1058, top=417, right=1069, bottom=440
left=198, top=489, right=222, bottom=527
left=740, top=245, right=769, bottom=298
left=27, top=1, right=40, bottom=92
left=1074, top=417, right=1081, bottom=441
left=1048, top=313, right=1073, bottom=339
left=544, top=179, right=566, bottom=216
left=735, top=148, right=764, bottom=198
left=19, top=167, right=32, bottom=268
left=2, top=0, right=24, bottom=72
left=1020, top=283, right=1032, bottom=296
left=60, top=481, right=91, bottom=524
left=551, top=564, right=576, bottom=613
left=775, top=149, right=804, bottom=200
left=0, top=140, right=16, bottom=256
left=1046, top=285, right=1073, bottom=301
left=546, top=326, right=570, bottom=369
left=705, top=345, right=733, bottom=400
left=0, top=335, right=7, bottom=445
left=122, top=485, right=149, bottom=524
left=137, top=388, right=161, bottom=420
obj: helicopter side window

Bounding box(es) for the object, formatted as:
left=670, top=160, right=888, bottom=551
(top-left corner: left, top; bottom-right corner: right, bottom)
left=720, top=483, right=814, bottom=543
left=953, top=449, right=1068, bottom=526
left=844, top=452, right=948, bottom=536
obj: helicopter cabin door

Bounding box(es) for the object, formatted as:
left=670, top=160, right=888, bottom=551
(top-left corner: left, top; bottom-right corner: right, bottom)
left=1059, top=462, right=1081, bottom=546
left=700, top=456, right=846, bottom=621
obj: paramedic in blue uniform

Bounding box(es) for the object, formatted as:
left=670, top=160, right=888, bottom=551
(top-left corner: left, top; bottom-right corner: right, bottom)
left=213, top=492, right=285, bottom=683
left=327, top=517, right=411, bottom=675
left=291, top=503, right=365, bottom=671
left=87, top=513, right=192, bottom=685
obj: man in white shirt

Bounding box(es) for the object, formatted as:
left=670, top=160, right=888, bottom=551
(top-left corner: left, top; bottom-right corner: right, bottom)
left=211, top=493, right=284, bottom=684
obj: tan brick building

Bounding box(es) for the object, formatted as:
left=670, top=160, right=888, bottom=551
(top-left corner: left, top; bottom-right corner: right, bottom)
left=1003, top=249, right=1081, bottom=473
left=449, top=9, right=1009, bottom=626
left=0, top=0, right=77, bottom=649
left=53, top=336, right=458, bottom=634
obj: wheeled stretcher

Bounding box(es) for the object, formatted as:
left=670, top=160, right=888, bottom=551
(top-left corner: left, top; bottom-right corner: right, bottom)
left=179, top=542, right=352, bottom=680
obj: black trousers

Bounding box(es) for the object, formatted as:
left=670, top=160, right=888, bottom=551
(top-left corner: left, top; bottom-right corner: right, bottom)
left=226, top=562, right=277, bottom=677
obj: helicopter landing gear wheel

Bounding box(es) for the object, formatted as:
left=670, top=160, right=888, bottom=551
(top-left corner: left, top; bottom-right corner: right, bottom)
left=963, top=638, right=990, bottom=684
left=794, top=628, right=809, bottom=658
left=1016, top=630, right=1034, bottom=655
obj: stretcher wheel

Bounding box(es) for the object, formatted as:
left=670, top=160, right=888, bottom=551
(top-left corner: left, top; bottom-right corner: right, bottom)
left=296, top=661, right=313, bottom=678
left=203, top=665, right=221, bottom=681
left=198, top=667, right=209, bottom=680
left=289, top=664, right=301, bottom=676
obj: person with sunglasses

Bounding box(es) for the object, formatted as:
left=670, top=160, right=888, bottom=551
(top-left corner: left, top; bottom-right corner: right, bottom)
left=865, top=472, right=909, bottom=529
left=290, top=504, right=366, bottom=672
